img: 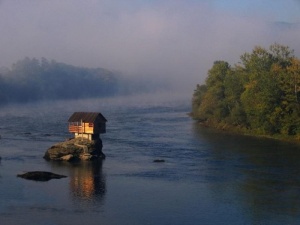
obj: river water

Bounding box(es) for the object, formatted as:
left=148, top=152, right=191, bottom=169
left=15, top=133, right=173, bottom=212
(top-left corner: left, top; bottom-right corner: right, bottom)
left=1, top=94, right=300, bottom=225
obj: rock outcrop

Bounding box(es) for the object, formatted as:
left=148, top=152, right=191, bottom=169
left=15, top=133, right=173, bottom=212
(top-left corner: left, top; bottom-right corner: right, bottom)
left=44, top=138, right=105, bottom=161
left=17, top=171, right=67, bottom=181
left=153, top=159, right=165, bottom=163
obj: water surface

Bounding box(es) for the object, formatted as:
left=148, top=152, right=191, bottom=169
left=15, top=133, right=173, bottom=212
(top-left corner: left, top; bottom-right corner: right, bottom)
left=1, top=95, right=300, bottom=225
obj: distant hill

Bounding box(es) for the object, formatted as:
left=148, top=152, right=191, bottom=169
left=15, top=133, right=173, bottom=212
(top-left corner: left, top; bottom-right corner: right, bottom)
left=272, top=21, right=300, bottom=30
left=0, top=57, right=167, bottom=105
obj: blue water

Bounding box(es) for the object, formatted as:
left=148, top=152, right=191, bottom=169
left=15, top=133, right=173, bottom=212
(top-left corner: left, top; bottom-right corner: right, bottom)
left=1, top=94, right=300, bottom=225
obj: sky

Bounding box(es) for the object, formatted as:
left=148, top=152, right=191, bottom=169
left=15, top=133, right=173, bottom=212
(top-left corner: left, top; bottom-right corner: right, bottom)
left=0, top=0, right=300, bottom=92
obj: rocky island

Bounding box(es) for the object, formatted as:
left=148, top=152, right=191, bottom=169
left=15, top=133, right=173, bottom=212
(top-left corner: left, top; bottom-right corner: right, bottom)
left=44, top=137, right=105, bottom=161
left=44, top=112, right=107, bottom=161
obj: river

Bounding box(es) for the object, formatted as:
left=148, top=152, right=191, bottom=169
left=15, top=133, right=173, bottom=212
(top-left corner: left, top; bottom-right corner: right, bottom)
left=1, top=93, right=300, bottom=225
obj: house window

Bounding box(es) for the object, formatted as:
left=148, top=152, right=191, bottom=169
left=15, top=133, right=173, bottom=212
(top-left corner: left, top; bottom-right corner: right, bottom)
left=89, top=123, right=93, bottom=127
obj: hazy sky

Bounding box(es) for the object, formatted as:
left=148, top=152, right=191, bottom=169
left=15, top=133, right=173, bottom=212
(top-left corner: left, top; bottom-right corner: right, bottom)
left=1, top=0, right=300, bottom=91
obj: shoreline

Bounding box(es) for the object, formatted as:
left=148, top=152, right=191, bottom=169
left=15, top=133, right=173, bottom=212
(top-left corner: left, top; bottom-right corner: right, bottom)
left=193, top=118, right=300, bottom=145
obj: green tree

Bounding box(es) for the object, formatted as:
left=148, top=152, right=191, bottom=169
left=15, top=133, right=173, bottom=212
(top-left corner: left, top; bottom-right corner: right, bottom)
left=192, top=43, right=300, bottom=139
left=192, top=84, right=207, bottom=119
left=278, top=57, right=300, bottom=136
left=223, top=67, right=246, bottom=125
left=194, top=61, right=231, bottom=122
left=239, top=45, right=288, bottom=134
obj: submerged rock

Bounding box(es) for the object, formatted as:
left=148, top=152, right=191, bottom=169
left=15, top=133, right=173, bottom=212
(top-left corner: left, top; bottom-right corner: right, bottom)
left=17, top=171, right=67, bottom=181
left=153, top=159, right=165, bottom=163
left=44, top=138, right=105, bottom=161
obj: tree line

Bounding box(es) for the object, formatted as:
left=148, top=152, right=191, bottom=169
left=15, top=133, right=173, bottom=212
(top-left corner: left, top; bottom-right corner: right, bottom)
left=0, top=57, right=166, bottom=105
left=192, top=43, right=300, bottom=139
left=0, top=57, right=119, bottom=104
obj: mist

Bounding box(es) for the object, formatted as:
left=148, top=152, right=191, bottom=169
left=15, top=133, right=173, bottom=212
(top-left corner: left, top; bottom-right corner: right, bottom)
left=0, top=0, right=300, bottom=94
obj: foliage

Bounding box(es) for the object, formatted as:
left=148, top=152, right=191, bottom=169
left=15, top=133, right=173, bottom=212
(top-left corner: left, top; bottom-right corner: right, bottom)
left=0, top=57, right=119, bottom=104
left=0, top=57, right=165, bottom=105
left=192, top=43, right=300, bottom=138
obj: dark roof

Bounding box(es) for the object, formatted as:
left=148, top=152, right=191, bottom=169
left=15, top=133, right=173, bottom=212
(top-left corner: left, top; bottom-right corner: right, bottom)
left=68, top=112, right=107, bottom=123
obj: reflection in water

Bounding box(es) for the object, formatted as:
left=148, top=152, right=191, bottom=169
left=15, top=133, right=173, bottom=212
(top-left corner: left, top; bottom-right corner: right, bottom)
left=70, top=160, right=106, bottom=203
left=50, top=160, right=106, bottom=205
left=193, top=124, right=300, bottom=223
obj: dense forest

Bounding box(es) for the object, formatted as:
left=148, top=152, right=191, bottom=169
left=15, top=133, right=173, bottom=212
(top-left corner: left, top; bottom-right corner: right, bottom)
left=0, top=57, right=164, bottom=105
left=192, top=43, right=300, bottom=140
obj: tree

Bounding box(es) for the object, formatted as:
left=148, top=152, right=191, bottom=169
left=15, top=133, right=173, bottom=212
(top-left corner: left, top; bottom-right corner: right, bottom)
left=192, top=84, right=207, bottom=119
left=193, top=61, right=231, bottom=122
left=277, top=57, right=300, bottom=136
left=192, top=43, right=300, bottom=139
left=223, top=67, right=246, bottom=125
left=0, top=57, right=121, bottom=104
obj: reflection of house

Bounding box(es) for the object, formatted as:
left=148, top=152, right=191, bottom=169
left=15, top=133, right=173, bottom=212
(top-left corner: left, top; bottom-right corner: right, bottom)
left=68, top=112, right=107, bottom=140
left=70, top=161, right=106, bottom=201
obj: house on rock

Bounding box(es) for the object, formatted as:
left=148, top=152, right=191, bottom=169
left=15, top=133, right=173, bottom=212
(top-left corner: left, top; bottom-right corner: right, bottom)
left=68, top=112, right=107, bottom=141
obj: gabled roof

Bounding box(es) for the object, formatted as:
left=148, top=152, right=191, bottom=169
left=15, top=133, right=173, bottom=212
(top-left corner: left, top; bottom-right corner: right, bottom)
left=68, top=112, right=107, bottom=123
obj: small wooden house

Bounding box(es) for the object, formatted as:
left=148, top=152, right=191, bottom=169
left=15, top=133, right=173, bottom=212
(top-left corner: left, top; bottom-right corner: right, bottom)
left=68, top=112, right=107, bottom=140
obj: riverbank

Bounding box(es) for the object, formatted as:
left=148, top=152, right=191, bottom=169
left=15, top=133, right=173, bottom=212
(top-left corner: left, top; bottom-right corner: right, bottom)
left=193, top=118, right=300, bottom=144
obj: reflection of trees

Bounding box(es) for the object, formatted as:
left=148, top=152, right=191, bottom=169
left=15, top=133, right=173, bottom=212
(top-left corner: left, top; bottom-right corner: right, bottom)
left=69, top=161, right=106, bottom=202
left=193, top=124, right=300, bottom=222
left=242, top=174, right=300, bottom=220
